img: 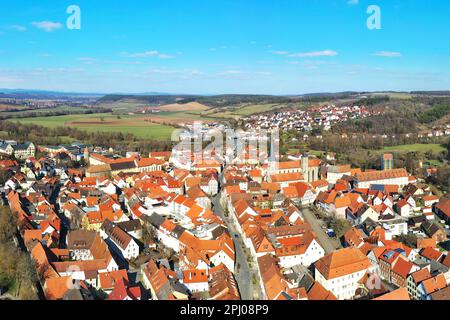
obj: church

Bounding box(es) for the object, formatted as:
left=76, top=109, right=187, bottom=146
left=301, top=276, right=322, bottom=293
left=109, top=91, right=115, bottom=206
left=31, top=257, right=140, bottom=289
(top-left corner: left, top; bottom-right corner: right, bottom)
left=268, top=154, right=321, bottom=183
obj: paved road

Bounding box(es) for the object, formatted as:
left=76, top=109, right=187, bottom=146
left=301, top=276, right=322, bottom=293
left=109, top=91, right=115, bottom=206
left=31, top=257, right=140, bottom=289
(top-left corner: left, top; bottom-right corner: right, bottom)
left=212, top=194, right=264, bottom=300
left=301, top=207, right=342, bottom=254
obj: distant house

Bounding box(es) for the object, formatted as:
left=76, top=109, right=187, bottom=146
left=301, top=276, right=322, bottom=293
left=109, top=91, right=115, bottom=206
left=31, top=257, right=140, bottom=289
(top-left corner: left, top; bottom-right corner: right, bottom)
left=346, top=203, right=379, bottom=225
left=181, top=269, right=209, bottom=294
left=434, top=199, right=450, bottom=225
left=283, top=182, right=316, bottom=206
left=67, top=229, right=104, bottom=261
left=314, top=247, right=373, bottom=300
left=407, top=268, right=432, bottom=300
left=421, top=221, right=447, bottom=243
left=0, top=140, right=35, bottom=159
left=102, top=219, right=140, bottom=260
left=354, top=169, right=409, bottom=189
left=417, top=274, right=448, bottom=300
left=423, top=195, right=439, bottom=208
left=396, top=199, right=412, bottom=218
left=274, top=230, right=325, bottom=268
left=326, top=165, right=351, bottom=185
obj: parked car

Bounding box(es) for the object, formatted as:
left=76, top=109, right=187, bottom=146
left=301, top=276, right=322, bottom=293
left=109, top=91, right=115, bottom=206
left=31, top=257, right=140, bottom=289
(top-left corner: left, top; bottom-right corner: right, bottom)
left=327, top=229, right=336, bottom=238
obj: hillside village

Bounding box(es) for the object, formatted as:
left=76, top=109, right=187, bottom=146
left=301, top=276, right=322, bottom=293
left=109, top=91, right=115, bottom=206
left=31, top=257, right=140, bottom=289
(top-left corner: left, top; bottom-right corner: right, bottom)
left=1, top=137, right=450, bottom=301
left=243, top=104, right=383, bottom=132
left=242, top=104, right=450, bottom=143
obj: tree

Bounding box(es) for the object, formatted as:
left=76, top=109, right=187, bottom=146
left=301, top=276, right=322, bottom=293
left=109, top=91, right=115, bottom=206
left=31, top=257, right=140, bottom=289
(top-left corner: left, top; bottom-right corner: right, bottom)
left=0, top=207, right=38, bottom=299
left=141, top=223, right=156, bottom=246
left=0, top=207, right=18, bottom=243
left=0, top=170, right=11, bottom=186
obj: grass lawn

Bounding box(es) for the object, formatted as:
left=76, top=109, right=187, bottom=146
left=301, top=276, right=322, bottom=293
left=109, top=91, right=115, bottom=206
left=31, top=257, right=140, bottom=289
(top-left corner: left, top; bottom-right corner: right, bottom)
left=309, top=150, right=326, bottom=157
left=382, top=144, right=446, bottom=153
left=424, top=159, right=444, bottom=167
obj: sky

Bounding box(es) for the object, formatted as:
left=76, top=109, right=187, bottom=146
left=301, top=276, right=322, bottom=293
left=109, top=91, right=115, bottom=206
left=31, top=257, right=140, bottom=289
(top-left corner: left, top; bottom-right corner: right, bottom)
left=0, top=0, right=450, bottom=95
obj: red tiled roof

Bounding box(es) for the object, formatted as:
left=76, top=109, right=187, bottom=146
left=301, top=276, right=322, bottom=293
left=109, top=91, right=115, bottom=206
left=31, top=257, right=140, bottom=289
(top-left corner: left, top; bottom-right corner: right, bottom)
left=356, top=169, right=408, bottom=182
left=315, top=247, right=371, bottom=280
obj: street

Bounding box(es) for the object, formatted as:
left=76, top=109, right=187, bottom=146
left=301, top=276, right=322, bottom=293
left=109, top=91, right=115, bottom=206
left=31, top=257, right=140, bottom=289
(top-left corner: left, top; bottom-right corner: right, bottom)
left=301, top=207, right=342, bottom=254
left=212, top=194, right=264, bottom=300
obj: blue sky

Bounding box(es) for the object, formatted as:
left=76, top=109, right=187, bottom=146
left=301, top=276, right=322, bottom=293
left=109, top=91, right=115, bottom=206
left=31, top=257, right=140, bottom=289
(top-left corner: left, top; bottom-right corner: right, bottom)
left=0, top=0, right=449, bottom=94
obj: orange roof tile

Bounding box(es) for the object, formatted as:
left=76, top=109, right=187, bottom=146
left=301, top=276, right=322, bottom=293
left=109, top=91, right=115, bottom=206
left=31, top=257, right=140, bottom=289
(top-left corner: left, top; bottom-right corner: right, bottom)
left=356, top=168, right=408, bottom=182
left=373, top=287, right=410, bottom=300
left=315, top=247, right=372, bottom=280
left=45, top=276, right=73, bottom=300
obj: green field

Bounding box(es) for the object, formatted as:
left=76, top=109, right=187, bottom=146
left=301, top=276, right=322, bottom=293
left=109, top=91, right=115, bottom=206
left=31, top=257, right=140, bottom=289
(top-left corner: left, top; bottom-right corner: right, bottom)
left=15, top=113, right=176, bottom=140
left=0, top=105, right=100, bottom=118
left=371, top=92, right=413, bottom=100
left=382, top=144, right=446, bottom=153
left=201, top=103, right=286, bottom=120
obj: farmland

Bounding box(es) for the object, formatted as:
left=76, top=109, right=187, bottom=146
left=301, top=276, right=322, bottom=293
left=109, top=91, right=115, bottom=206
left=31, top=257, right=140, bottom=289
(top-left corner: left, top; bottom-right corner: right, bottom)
left=15, top=113, right=177, bottom=140
left=382, top=143, right=447, bottom=154
left=10, top=101, right=222, bottom=140
left=200, top=103, right=299, bottom=120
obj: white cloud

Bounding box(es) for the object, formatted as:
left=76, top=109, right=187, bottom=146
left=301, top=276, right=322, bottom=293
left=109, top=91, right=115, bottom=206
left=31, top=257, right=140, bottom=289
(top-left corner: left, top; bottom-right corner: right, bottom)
left=32, top=21, right=62, bottom=32
left=121, top=50, right=175, bottom=59
left=373, top=51, right=402, bottom=57
left=347, top=0, right=359, bottom=5
left=0, top=76, right=21, bottom=83
left=222, top=70, right=242, bottom=75
left=158, top=54, right=175, bottom=59
left=77, top=57, right=96, bottom=61
left=9, top=25, right=27, bottom=32
left=77, top=57, right=97, bottom=65
left=146, top=68, right=205, bottom=76
left=255, top=71, right=272, bottom=76
left=288, top=50, right=338, bottom=58
left=272, top=50, right=289, bottom=55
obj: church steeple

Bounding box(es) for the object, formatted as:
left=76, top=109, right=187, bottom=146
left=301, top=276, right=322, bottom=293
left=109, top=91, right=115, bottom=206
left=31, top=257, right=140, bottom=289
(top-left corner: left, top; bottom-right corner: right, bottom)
left=302, top=153, right=309, bottom=183
left=84, top=147, right=90, bottom=161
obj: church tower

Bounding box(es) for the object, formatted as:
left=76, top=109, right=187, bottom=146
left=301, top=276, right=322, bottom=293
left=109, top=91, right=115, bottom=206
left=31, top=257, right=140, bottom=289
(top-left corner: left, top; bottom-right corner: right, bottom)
left=84, top=147, right=90, bottom=164
left=302, top=153, right=309, bottom=183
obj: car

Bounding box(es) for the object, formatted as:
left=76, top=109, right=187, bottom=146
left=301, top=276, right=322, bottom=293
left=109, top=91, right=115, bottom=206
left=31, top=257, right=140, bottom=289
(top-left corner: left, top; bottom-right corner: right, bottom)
left=327, top=229, right=336, bottom=238
left=321, top=225, right=327, bottom=230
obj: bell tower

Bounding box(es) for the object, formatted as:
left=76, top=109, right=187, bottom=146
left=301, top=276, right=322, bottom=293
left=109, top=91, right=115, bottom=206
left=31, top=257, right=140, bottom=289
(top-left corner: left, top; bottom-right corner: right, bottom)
left=302, top=153, right=309, bottom=183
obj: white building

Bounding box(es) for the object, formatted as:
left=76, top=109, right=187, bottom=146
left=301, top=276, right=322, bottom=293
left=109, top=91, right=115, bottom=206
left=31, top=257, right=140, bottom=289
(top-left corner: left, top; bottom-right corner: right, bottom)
left=315, top=247, right=373, bottom=300
left=355, top=169, right=409, bottom=189
left=276, top=232, right=325, bottom=268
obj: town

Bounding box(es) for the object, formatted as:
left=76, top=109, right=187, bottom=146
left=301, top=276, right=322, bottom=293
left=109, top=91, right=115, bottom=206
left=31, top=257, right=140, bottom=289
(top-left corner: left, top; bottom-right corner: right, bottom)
left=1, top=0, right=450, bottom=306
left=1, top=131, right=449, bottom=301
left=242, top=104, right=383, bottom=133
